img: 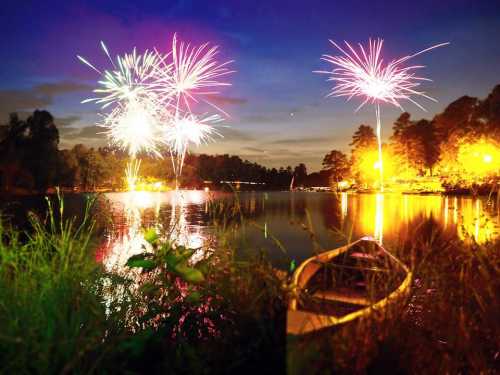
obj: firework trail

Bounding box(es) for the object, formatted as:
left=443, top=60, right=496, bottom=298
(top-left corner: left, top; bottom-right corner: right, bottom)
left=78, top=43, right=165, bottom=157
left=155, top=34, right=233, bottom=183
left=165, top=113, right=223, bottom=175
left=79, top=35, right=233, bottom=190
left=317, top=38, right=448, bottom=192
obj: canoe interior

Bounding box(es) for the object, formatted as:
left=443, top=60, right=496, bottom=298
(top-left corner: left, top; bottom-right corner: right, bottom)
left=294, top=239, right=408, bottom=319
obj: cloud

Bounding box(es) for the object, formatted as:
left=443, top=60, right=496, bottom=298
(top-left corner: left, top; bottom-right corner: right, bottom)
left=241, top=109, right=302, bottom=125
left=219, top=127, right=254, bottom=141
left=0, top=81, right=92, bottom=122
left=206, top=95, right=247, bottom=106
left=35, top=82, right=92, bottom=97
left=56, top=115, right=82, bottom=128
left=243, top=146, right=265, bottom=153
left=0, top=90, right=51, bottom=119
left=242, top=114, right=273, bottom=124
left=269, top=136, right=337, bottom=146
left=63, top=125, right=103, bottom=140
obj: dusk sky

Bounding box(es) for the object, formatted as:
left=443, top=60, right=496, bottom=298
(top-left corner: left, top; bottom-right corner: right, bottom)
left=1, top=0, right=499, bottom=170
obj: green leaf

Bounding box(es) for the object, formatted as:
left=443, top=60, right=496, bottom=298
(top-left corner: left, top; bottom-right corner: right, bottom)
left=144, top=229, right=159, bottom=244
left=185, top=291, right=202, bottom=303
left=195, top=259, right=211, bottom=274
left=139, top=282, right=159, bottom=296
left=165, top=252, right=184, bottom=269
left=126, top=257, right=157, bottom=270
left=174, top=264, right=205, bottom=284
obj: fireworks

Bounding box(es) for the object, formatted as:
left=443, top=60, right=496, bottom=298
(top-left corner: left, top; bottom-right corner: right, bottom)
left=78, top=35, right=233, bottom=189
left=125, top=159, right=141, bottom=191
left=78, top=43, right=164, bottom=157
left=165, top=114, right=222, bottom=175
left=157, top=34, right=232, bottom=180
left=317, top=38, right=448, bottom=192
left=155, top=34, right=234, bottom=113
left=101, top=98, right=163, bottom=158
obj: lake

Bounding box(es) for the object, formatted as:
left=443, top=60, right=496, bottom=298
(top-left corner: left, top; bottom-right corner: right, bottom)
left=91, top=191, right=499, bottom=271
left=1, top=191, right=498, bottom=270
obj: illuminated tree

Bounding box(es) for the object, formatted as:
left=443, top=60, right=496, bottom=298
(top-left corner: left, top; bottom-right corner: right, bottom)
left=350, top=125, right=377, bottom=151
left=322, top=150, right=350, bottom=189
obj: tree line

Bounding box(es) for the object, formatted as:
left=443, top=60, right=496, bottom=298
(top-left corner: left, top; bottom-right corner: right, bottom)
left=322, top=85, right=500, bottom=190
left=0, top=112, right=303, bottom=192
left=1, top=85, right=499, bottom=193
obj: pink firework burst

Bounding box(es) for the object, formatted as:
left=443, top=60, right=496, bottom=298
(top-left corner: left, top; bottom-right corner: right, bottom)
left=318, top=38, right=449, bottom=111
left=317, top=38, right=448, bottom=196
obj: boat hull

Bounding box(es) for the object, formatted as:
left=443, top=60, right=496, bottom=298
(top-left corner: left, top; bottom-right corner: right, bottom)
left=287, top=237, right=412, bottom=335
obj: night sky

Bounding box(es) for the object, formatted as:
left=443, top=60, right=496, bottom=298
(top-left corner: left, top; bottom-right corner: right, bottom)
left=1, top=0, right=499, bottom=170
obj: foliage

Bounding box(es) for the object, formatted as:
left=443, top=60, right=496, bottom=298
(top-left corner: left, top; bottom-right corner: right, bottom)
left=288, top=217, right=500, bottom=374
left=0, top=110, right=59, bottom=192
left=0, top=193, right=134, bottom=373
left=0, top=193, right=287, bottom=373
left=322, top=150, right=350, bottom=188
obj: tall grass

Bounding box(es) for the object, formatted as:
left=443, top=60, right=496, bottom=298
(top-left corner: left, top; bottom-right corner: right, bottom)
left=0, top=193, right=287, bottom=373
left=0, top=194, right=136, bottom=374
left=0, top=192, right=497, bottom=374
left=288, top=215, right=500, bottom=374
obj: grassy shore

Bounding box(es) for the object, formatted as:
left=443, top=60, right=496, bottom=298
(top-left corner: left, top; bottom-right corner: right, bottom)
left=289, top=216, right=499, bottom=374
left=0, top=195, right=498, bottom=374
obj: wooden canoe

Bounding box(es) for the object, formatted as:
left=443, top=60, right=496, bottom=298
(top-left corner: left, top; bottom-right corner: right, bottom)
left=287, top=237, right=412, bottom=335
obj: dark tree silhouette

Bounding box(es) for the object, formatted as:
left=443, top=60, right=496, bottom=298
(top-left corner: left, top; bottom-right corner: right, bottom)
left=23, top=110, right=59, bottom=191
left=293, top=163, right=307, bottom=187
left=350, top=124, right=377, bottom=151
left=322, top=150, right=350, bottom=190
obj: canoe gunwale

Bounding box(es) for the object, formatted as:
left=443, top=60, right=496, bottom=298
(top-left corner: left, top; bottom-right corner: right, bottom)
left=287, top=236, right=412, bottom=335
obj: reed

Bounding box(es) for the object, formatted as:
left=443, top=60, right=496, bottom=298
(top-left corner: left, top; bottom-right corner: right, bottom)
left=0, top=192, right=497, bottom=373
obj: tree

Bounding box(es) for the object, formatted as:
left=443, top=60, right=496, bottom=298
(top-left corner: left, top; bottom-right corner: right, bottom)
left=293, top=163, right=307, bottom=186
left=349, top=125, right=377, bottom=185
left=0, top=113, right=32, bottom=191
left=413, top=120, right=440, bottom=175
left=56, top=149, right=79, bottom=187
left=433, top=96, right=478, bottom=141
left=390, top=113, right=418, bottom=178
left=322, top=150, right=350, bottom=190
left=0, top=110, right=60, bottom=192
left=23, top=110, right=60, bottom=191
left=350, top=124, right=377, bottom=152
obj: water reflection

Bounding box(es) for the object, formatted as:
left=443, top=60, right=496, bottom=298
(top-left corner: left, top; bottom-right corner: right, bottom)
left=347, top=193, right=498, bottom=245
left=94, top=191, right=498, bottom=268
left=230, top=192, right=499, bottom=263
left=97, top=191, right=214, bottom=273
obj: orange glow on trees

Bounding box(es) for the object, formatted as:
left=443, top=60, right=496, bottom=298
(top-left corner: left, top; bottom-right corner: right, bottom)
left=354, top=148, right=397, bottom=188
left=457, top=139, right=500, bottom=179
left=440, top=137, right=500, bottom=186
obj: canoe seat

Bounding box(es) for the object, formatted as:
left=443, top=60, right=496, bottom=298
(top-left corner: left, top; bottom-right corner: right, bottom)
left=287, top=310, right=335, bottom=335
left=312, top=290, right=371, bottom=306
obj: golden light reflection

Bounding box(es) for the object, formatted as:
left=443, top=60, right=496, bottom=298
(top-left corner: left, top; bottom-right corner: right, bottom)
left=444, top=196, right=449, bottom=227
left=340, top=192, right=348, bottom=222
left=453, top=197, right=458, bottom=224
left=456, top=198, right=498, bottom=244
left=374, top=193, right=384, bottom=243
left=351, top=193, right=498, bottom=245
left=168, top=190, right=212, bottom=263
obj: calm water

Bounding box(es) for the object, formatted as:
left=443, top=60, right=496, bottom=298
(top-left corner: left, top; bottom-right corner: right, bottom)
left=1, top=191, right=497, bottom=269
left=92, top=191, right=500, bottom=271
